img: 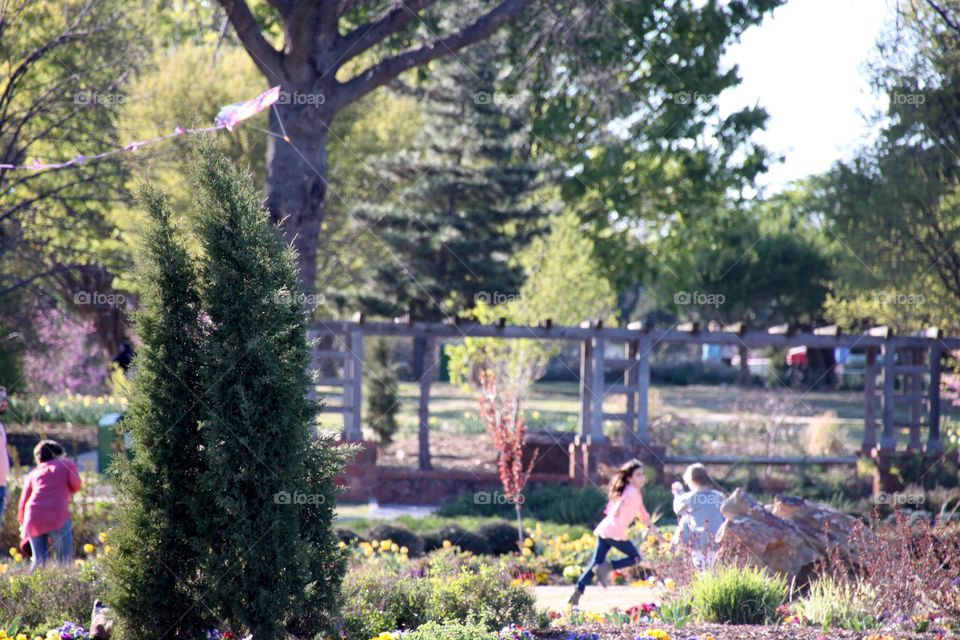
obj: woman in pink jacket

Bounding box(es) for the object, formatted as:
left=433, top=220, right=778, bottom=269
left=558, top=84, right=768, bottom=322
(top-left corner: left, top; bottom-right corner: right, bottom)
left=18, top=440, right=81, bottom=570
left=569, top=459, right=664, bottom=606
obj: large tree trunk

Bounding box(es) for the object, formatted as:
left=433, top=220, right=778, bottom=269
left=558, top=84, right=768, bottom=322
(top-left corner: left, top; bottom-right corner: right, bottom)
left=265, top=105, right=330, bottom=296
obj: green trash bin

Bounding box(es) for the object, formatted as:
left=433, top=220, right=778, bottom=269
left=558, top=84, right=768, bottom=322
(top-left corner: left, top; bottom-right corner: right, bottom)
left=97, top=412, right=127, bottom=474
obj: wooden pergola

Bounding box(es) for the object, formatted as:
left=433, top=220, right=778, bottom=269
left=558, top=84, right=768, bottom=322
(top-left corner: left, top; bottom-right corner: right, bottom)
left=309, top=318, right=956, bottom=470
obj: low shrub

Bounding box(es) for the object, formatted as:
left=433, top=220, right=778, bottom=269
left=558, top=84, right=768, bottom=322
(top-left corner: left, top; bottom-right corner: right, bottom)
left=424, top=525, right=492, bottom=556
left=476, top=521, right=521, bottom=555
left=336, top=527, right=364, bottom=544
left=402, top=619, right=499, bottom=640
left=0, top=563, right=101, bottom=632
left=689, top=564, right=787, bottom=625
left=341, top=555, right=536, bottom=640
left=794, top=576, right=878, bottom=631
left=366, top=524, right=425, bottom=557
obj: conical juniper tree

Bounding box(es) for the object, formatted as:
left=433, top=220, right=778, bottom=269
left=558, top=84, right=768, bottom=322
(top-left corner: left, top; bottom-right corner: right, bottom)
left=191, top=138, right=346, bottom=638
left=106, top=185, right=210, bottom=640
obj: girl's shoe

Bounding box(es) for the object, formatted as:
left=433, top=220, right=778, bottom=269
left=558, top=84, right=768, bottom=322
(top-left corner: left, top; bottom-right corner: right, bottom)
left=568, top=588, right=582, bottom=606
left=596, top=561, right=613, bottom=587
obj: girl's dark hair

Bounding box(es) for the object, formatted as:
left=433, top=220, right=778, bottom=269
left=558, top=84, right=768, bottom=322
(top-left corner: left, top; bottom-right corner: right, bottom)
left=608, top=459, right=643, bottom=500
left=34, top=439, right=63, bottom=464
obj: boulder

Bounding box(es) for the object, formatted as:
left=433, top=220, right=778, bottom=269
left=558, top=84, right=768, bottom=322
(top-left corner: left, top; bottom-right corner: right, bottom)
left=716, top=488, right=867, bottom=579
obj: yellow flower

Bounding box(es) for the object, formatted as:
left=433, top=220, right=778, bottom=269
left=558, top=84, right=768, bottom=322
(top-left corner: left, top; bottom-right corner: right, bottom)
left=442, top=540, right=452, bottom=549
left=0, top=564, right=7, bottom=574
left=37, top=396, right=48, bottom=406
left=104, top=545, right=114, bottom=554
left=370, top=539, right=379, bottom=549
left=98, top=531, right=109, bottom=543
left=8, top=547, right=15, bottom=558
left=390, top=543, right=399, bottom=553
left=400, top=546, right=408, bottom=555
left=83, top=543, right=95, bottom=554
left=96, top=397, right=105, bottom=405
left=664, top=578, right=676, bottom=590
left=531, top=410, right=541, bottom=419
left=640, top=630, right=671, bottom=640
left=74, top=559, right=85, bottom=566
left=521, top=547, right=532, bottom=557
left=13, top=553, right=23, bottom=563
left=523, top=538, right=534, bottom=548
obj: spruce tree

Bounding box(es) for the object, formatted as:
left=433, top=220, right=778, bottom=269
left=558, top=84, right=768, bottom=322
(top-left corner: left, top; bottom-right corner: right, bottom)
left=345, top=36, right=544, bottom=322
left=106, top=185, right=210, bottom=639
left=191, top=139, right=346, bottom=638
left=364, top=337, right=400, bottom=445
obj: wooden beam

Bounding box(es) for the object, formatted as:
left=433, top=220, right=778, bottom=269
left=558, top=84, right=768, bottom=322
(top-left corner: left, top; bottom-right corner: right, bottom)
left=723, top=322, right=748, bottom=336
left=814, top=324, right=841, bottom=337
left=867, top=326, right=893, bottom=339
left=908, top=348, right=923, bottom=451
left=636, top=336, right=651, bottom=445
left=863, top=346, right=878, bottom=453
left=591, top=336, right=606, bottom=442
left=418, top=337, right=436, bottom=470
left=881, top=342, right=897, bottom=451
left=346, top=329, right=364, bottom=441
left=928, top=342, right=943, bottom=452
left=578, top=338, right=593, bottom=439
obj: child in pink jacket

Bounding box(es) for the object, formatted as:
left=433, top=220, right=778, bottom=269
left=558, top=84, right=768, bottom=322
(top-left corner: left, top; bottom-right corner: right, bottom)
left=18, top=440, right=81, bottom=570
left=569, top=459, right=664, bottom=605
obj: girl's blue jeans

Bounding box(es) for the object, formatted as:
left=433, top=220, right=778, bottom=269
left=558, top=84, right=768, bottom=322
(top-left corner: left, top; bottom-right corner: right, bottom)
left=576, top=536, right=642, bottom=592
left=29, top=519, right=73, bottom=571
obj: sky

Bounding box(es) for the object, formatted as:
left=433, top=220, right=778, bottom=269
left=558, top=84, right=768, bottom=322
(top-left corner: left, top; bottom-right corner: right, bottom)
left=717, top=0, right=892, bottom=192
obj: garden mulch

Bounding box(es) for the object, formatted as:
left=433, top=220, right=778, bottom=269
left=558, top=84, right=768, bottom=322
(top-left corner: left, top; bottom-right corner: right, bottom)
left=537, top=623, right=946, bottom=639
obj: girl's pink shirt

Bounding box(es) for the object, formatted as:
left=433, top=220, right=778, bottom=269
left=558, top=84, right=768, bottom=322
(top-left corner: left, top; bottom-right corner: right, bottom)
left=594, top=484, right=646, bottom=540
left=17, top=458, right=81, bottom=538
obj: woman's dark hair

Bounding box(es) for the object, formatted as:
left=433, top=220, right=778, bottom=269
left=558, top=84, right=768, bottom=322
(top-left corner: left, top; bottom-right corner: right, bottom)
left=34, top=439, right=64, bottom=464
left=608, top=459, right=643, bottom=500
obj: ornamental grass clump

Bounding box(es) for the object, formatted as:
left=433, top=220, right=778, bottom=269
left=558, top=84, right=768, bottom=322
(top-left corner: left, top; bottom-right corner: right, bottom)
left=794, top=576, right=879, bottom=631
left=689, top=564, right=787, bottom=625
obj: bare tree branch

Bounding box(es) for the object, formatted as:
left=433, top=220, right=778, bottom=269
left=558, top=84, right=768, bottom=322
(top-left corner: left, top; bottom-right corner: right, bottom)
left=337, top=0, right=437, bottom=61
left=217, top=0, right=288, bottom=84
left=332, top=0, right=530, bottom=110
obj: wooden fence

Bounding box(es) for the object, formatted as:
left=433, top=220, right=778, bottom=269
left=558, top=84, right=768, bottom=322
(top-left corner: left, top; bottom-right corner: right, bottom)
left=310, top=319, right=958, bottom=470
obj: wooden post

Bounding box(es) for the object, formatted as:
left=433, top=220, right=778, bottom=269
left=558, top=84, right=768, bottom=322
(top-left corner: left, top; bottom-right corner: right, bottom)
left=928, top=343, right=943, bottom=452
left=637, top=335, right=651, bottom=445
left=579, top=338, right=593, bottom=439
left=418, top=337, right=436, bottom=470
left=591, top=336, right=606, bottom=442
left=345, top=328, right=364, bottom=442
left=862, top=347, right=878, bottom=453
left=908, top=348, right=924, bottom=451
left=625, top=340, right=638, bottom=435
left=881, top=342, right=896, bottom=451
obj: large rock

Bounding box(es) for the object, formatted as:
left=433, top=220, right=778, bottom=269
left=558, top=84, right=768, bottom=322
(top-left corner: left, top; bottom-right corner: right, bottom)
left=716, top=488, right=867, bottom=579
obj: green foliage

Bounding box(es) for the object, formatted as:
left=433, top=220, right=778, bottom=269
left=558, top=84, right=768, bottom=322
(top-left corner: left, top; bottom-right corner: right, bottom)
left=689, top=565, right=787, bottom=625
left=0, top=564, right=101, bottom=634
left=365, top=338, right=400, bottom=445
left=341, top=559, right=535, bottom=640
left=190, top=139, right=345, bottom=638
left=659, top=596, right=694, bottom=629
left=794, top=577, right=879, bottom=631
left=447, top=210, right=617, bottom=394
left=403, top=619, right=499, bottom=640
left=423, top=525, right=492, bottom=556
left=344, top=34, right=544, bottom=320
left=105, top=185, right=210, bottom=640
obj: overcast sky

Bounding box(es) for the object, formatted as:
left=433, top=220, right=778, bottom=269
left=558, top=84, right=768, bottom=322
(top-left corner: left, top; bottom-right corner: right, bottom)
left=717, top=0, right=891, bottom=192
